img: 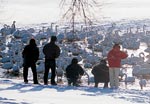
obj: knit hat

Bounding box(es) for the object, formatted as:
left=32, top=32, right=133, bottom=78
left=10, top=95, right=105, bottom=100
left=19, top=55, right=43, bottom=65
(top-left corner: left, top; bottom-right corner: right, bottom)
left=113, top=44, right=120, bottom=49
left=71, top=58, right=78, bottom=64
left=100, top=59, right=107, bottom=65
left=51, top=36, right=57, bottom=41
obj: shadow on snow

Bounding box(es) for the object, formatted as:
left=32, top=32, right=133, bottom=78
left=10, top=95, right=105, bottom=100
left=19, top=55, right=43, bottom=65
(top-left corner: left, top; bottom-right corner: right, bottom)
left=0, top=79, right=150, bottom=104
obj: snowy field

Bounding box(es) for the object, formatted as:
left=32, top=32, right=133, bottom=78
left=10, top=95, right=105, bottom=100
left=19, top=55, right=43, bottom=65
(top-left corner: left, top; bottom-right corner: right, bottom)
left=0, top=77, right=150, bottom=104
left=1, top=0, right=150, bottom=104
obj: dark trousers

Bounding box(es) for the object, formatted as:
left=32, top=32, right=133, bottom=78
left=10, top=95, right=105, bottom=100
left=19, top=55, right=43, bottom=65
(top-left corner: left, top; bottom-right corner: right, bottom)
left=68, top=78, right=78, bottom=86
left=44, top=59, right=56, bottom=84
left=23, top=63, right=38, bottom=83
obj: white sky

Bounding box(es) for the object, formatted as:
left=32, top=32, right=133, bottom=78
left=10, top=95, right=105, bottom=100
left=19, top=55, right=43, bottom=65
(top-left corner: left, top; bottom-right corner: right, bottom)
left=0, top=0, right=150, bottom=25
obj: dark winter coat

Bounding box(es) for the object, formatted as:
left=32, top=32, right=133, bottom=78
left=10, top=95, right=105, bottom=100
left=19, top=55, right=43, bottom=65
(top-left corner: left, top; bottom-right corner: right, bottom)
left=43, top=42, right=60, bottom=60
left=66, top=63, right=84, bottom=79
left=92, top=63, right=109, bottom=83
left=22, top=44, right=39, bottom=67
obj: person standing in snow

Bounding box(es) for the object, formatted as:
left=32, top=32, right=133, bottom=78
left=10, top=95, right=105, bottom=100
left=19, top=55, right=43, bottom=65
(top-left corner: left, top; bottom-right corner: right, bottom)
left=66, top=58, right=84, bottom=86
left=43, top=36, right=60, bottom=85
left=22, top=38, right=39, bottom=84
left=107, top=44, right=128, bottom=89
left=91, top=59, right=109, bottom=88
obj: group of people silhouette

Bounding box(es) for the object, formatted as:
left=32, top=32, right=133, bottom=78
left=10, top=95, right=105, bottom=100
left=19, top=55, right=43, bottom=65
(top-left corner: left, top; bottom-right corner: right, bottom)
left=22, top=35, right=128, bottom=88
left=22, top=36, right=60, bottom=85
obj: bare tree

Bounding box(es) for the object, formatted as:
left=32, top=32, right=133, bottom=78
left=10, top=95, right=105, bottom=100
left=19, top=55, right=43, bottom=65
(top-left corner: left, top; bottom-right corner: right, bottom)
left=59, top=0, right=104, bottom=34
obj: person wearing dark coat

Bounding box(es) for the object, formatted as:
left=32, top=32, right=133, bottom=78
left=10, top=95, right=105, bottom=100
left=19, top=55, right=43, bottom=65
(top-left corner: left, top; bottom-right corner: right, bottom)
left=66, top=58, right=84, bottom=86
left=91, top=59, right=109, bottom=88
left=43, top=36, right=61, bottom=85
left=22, top=38, right=39, bottom=84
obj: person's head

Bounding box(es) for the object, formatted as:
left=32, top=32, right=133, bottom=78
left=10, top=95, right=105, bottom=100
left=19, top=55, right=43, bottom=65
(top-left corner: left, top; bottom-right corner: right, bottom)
left=113, top=44, right=120, bottom=50
left=29, top=38, right=36, bottom=46
left=51, top=36, right=57, bottom=42
left=100, top=59, right=107, bottom=65
left=71, top=58, right=78, bottom=64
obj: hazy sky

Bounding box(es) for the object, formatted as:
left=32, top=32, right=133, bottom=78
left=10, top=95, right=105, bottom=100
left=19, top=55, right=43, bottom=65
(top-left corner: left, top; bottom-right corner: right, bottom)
left=0, top=0, right=150, bottom=25
left=0, top=0, right=61, bottom=25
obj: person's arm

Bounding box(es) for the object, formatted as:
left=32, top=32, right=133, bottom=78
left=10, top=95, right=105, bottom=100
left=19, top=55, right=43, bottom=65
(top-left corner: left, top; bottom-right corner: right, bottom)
left=100, top=66, right=109, bottom=73
left=55, top=46, right=61, bottom=58
left=22, top=46, right=27, bottom=58
left=43, top=45, right=46, bottom=55
left=91, top=66, right=96, bottom=75
left=78, top=65, right=84, bottom=76
left=119, top=51, right=128, bottom=59
left=35, top=47, right=39, bottom=62
left=65, top=65, right=71, bottom=78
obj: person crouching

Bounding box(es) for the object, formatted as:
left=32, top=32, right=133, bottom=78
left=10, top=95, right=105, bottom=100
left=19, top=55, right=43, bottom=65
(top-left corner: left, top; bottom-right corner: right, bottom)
left=66, top=58, right=84, bottom=86
left=91, top=59, right=109, bottom=88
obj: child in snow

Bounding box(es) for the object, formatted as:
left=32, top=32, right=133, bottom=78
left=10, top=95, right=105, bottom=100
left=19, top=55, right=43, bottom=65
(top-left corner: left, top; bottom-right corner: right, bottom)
left=66, top=58, right=84, bottom=86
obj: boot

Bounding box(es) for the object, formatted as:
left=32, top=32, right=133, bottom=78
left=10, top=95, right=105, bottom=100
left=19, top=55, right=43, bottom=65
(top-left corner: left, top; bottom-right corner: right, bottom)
left=94, top=83, right=98, bottom=87
left=51, top=80, right=57, bottom=85
left=104, top=82, right=108, bottom=88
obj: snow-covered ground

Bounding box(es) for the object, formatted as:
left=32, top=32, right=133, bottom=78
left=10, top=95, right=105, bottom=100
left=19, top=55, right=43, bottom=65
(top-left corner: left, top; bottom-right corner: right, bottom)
left=0, top=77, right=150, bottom=104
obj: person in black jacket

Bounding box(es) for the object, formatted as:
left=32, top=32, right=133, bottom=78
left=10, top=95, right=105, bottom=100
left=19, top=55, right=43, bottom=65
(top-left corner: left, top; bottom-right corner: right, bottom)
left=91, top=59, right=109, bottom=88
left=22, top=38, right=39, bottom=84
left=66, top=58, right=84, bottom=86
left=43, top=36, right=60, bottom=85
